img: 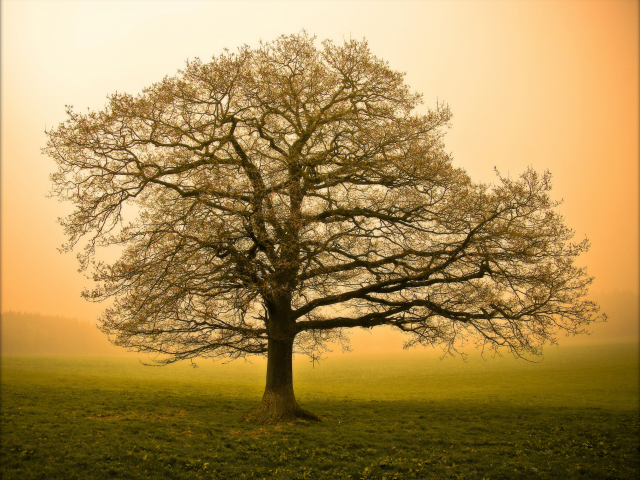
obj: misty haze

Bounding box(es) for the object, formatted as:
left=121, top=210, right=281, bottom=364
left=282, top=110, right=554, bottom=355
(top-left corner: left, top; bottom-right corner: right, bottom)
left=1, top=2, right=638, bottom=479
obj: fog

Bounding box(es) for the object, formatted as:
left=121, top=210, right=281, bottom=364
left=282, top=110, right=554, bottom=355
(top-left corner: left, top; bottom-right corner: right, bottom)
left=1, top=0, right=638, bottom=354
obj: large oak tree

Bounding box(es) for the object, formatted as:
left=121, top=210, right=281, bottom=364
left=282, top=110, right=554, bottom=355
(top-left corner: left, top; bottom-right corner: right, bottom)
left=45, top=33, right=603, bottom=423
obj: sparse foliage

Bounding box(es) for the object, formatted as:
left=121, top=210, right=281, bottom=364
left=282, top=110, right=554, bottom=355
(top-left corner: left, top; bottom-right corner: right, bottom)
left=45, top=32, right=603, bottom=423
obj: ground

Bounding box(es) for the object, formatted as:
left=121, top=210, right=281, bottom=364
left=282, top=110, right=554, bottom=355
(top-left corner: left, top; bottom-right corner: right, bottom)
left=1, top=343, right=638, bottom=479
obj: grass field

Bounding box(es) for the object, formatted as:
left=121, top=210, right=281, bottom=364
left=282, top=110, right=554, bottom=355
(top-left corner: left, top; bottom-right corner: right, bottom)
left=1, top=343, right=638, bottom=479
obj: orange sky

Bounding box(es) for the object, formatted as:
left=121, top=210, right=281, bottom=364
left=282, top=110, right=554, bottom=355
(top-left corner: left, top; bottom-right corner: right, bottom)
left=1, top=0, right=638, bottom=344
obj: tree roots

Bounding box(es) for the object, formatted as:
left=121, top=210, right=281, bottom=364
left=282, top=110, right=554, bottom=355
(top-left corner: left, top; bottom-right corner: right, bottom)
left=241, top=405, right=321, bottom=425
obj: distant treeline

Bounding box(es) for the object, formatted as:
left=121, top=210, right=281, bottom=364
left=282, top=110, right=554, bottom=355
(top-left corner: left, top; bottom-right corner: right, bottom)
left=591, top=291, right=639, bottom=339
left=1, top=291, right=637, bottom=356
left=0, top=311, right=132, bottom=356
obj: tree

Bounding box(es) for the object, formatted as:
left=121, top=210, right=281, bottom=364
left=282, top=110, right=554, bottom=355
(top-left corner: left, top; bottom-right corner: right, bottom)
left=45, top=32, right=603, bottom=423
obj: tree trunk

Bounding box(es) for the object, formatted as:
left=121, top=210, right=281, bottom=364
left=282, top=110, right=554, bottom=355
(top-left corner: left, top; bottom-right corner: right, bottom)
left=242, top=335, right=320, bottom=424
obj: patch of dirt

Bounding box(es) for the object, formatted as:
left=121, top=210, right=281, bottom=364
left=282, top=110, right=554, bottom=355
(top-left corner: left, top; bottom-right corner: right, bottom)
left=86, top=414, right=123, bottom=420
left=229, top=428, right=272, bottom=437
left=86, top=409, right=188, bottom=421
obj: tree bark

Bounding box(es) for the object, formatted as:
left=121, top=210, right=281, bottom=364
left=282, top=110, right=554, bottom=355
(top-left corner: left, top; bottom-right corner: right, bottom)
left=242, top=335, right=320, bottom=424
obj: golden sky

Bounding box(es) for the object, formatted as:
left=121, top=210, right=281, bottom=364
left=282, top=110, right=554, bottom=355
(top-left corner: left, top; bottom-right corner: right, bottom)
left=1, top=0, right=638, bottom=343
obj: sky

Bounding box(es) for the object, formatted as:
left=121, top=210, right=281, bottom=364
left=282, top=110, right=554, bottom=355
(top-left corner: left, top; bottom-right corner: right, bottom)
left=1, top=0, right=638, bottom=349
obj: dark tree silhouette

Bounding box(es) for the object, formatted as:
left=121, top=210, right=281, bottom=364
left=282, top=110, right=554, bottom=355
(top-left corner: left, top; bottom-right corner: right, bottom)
left=45, top=33, right=603, bottom=423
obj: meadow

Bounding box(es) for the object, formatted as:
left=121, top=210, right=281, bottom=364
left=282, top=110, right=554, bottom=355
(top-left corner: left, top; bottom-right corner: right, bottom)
left=1, top=342, right=638, bottom=479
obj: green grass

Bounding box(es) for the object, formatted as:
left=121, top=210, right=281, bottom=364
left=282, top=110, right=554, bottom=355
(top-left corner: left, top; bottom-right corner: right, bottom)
left=1, top=343, right=638, bottom=479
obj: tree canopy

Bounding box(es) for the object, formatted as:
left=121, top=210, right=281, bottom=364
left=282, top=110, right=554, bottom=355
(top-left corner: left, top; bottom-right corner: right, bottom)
left=45, top=32, right=603, bottom=422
